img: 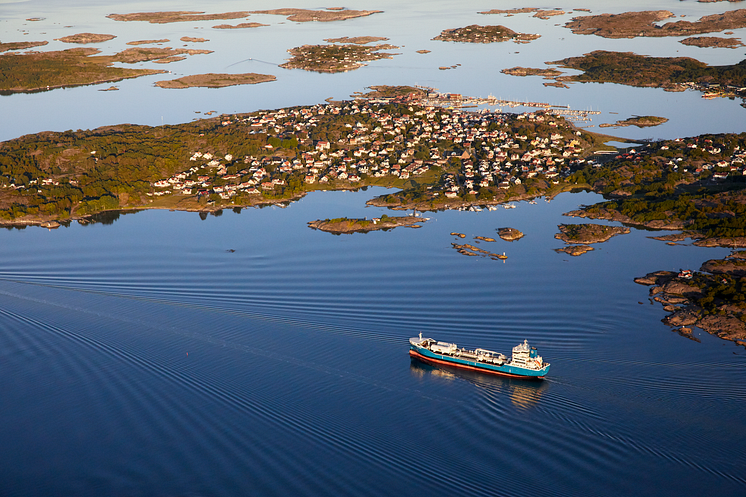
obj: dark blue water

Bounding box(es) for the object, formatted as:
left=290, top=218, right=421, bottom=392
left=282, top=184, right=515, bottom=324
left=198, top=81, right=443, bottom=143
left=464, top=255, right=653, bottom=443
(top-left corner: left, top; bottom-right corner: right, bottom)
left=1, top=188, right=744, bottom=496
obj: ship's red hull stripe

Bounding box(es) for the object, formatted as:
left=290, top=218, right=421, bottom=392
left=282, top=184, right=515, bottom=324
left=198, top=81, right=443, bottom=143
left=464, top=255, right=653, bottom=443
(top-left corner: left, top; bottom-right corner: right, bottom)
left=409, top=349, right=545, bottom=379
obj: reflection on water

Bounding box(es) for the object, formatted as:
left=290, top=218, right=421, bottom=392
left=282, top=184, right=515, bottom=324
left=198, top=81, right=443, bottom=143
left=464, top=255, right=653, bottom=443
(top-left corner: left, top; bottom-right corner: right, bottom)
left=84, top=210, right=121, bottom=225
left=410, top=359, right=548, bottom=409
left=82, top=209, right=144, bottom=226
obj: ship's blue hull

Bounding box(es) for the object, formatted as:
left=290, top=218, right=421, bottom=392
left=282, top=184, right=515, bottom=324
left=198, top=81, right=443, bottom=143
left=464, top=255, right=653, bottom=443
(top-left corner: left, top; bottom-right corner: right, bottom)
left=410, top=345, right=549, bottom=379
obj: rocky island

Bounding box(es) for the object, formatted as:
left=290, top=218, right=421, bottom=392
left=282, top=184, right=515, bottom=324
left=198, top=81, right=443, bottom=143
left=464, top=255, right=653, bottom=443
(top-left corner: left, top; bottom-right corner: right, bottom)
left=555, top=223, right=630, bottom=244
left=635, top=254, right=746, bottom=345
left=680, top=36, right=745, bottom=48
left=213, top=23, right=267, bottom=29
left=324, top=36, right=389, bottom=44
left=452, top=243, right=507, bottom=260
left=308, top=214, right=424, bottom=234
left=504, top=51, right=746, bottom=103
left=433, top=25, right=540, bottom=43
left=0, top=44, right=221, bottom=92
left=280, top=42, right=399, bottom=73
left=248, top=8, right=382, bottom=22
left=0, top=47, right=165, bottom=93
left=501, top=67, right=563, bottom=78
left=155, top=73, right=276, bottom=89
left=0, top=40, right=48, bottom=52
left=127, top=39, right=170, bottom=45
left=555, top=245, right=595, bottom=256
left=480, top=8, right=566, bottom=19
left=551, top=223, right=629, bottom=255
left=55, top=33, right=116, bottom=44
left=497, top=227, right=524, bottom=241
left=564, top=9, right=746, bottom=39
left=599, top=116, right=669, bottom=128
left=107, top=11, right=251, bottom=23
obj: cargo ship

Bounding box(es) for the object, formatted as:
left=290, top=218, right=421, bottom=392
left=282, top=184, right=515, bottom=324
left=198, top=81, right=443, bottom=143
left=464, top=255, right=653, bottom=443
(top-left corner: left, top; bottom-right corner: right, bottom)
left=409, top=334, right=550, bottom=379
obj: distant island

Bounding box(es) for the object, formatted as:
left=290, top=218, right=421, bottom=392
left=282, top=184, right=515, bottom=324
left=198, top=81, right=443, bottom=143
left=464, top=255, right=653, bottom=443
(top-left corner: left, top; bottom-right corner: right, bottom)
left=55, top=33, right=116, bottom=44
left=126, top=39, right=170, bottom=45
left=501, top=67, right=562, bottom=78
left=433, top=25, right=540, bottom=43
left=105, top=9, right=382, bottom=28
left=0, top=40, right=48, bottom=52
left=155, top=73, right=276, bottom=89
left=0, top=45, right=219, bottom=92
left=213, top=23, right=267, bottom=29
left=324, top=36, right=389, bottom=44
left=1, top=8, right=386, bottom=94
left=308, top=214, right=424, bottom=234
left=599, top=116, right=669, bottom=128
left=280, top=42, right=399, bottom=73
left=564, top=9, right=746, bottom=39
left=680, top=36, right=745, bottom=49
left=553, top=51, right=746, bottom=91
left=479, top=8, right=566, bottom=20
left=248, top=8, right=382, bottom=22
left=107, top=11, right=251, bottom=23
left=0, top=47, right=164, bottom=93
left=502, top=51, right=746, bottom=103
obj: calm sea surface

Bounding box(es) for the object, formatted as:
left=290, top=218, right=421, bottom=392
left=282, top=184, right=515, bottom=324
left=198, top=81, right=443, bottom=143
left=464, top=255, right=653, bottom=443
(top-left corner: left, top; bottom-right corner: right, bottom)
left=2, top=1, right=746, bottom=496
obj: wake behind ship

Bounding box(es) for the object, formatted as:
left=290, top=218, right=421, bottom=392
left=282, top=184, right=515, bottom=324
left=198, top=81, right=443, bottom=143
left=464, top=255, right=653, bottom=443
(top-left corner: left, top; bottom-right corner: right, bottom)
left=409, top=334, right=550, bottom=379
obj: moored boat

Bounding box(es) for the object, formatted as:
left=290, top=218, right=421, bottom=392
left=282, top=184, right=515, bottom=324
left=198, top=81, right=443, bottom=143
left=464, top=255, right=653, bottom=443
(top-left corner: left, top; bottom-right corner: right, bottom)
left=409, top=334, right=550, bottom=379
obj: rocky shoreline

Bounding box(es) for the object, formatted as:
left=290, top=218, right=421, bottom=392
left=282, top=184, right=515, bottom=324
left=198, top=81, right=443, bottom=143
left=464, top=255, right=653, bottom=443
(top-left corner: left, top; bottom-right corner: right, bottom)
left=635, top=254, right=746, bottom=346
left=566, top=209, right=746, bottom=248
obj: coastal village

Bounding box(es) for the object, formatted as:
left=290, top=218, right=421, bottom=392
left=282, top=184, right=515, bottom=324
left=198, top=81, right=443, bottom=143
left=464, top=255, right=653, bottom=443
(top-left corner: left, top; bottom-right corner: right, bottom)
left=2, top=86, right=746, bottom=223
left=145, top=88, right=746, bottom=212
left=146, top=89, right=594, bottom=207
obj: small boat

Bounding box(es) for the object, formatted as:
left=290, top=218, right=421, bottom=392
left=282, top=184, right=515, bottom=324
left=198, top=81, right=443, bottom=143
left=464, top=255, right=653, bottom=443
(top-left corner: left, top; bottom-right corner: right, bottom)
left=409, top=334, right=550, bottom=379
